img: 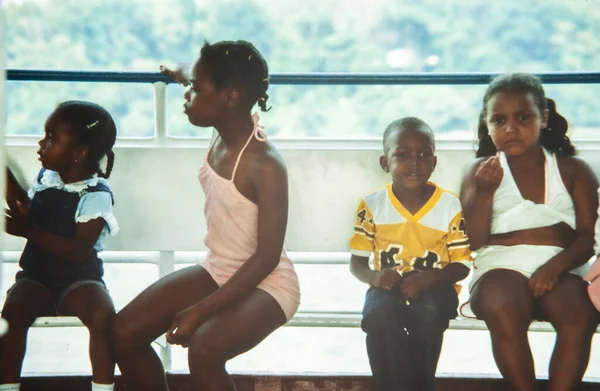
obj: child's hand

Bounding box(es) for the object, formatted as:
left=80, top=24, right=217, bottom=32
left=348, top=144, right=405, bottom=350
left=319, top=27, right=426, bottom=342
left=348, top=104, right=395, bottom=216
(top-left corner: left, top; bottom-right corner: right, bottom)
left=8, top=196, right=30, bottom=213
left=159, top=64, right=191, bottom=86
left=166, top=304, right=207, bottom=347
left=398, top=271, right=440, bottom=300
left=529, top=262, right=562, bottom=297
left=370, top=269, right=402, bottom=290
left=4, top=201, right=31, bottom=238
left=475, top=154, right=503, bottom=193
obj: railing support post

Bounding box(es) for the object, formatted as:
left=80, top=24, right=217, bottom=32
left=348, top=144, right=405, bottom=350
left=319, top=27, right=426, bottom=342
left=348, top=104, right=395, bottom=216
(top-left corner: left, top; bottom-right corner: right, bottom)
left=153, top=81, right=167, bottom=143
left=157, top=251, right=176, bottom=371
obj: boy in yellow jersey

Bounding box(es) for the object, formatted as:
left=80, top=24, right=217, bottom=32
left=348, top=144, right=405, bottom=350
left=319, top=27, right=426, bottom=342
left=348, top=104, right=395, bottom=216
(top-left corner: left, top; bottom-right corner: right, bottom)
left=349, top=117, right=472, bottom=391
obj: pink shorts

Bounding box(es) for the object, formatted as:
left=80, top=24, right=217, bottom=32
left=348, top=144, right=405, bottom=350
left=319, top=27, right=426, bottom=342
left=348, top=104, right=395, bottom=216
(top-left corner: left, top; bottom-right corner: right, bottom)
left=200, top=261, right=300, bottom=321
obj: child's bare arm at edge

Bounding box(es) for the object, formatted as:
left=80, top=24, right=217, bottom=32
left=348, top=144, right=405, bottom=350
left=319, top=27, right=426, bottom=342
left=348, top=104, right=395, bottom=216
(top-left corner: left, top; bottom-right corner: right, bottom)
left=166, top=150, right=290, bottom=345
left=5, top=203, right=107, bottom=264
left=5, top=167, right=29, bottom=212
left=159, top=63, right=191, bottom=86
left=350, top=255, right=402, bottom=290
left=460, top=155, right=503, bottom=250
left=529, top=157, right=599, bottom=297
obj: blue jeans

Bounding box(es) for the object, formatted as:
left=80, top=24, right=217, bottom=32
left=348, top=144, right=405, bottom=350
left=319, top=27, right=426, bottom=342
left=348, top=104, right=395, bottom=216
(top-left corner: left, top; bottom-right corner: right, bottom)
left=361, top=283, right=458, bottom=391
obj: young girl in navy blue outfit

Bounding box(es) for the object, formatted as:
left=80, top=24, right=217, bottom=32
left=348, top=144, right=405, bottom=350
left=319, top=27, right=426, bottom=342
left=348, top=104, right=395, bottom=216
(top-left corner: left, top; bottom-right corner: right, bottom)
left=0, top=101, right=119, bottom=391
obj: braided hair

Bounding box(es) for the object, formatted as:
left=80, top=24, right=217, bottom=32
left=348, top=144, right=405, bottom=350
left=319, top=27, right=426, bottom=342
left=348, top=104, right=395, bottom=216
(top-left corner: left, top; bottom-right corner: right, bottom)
left=198, top=40, right=271, bottom=112
left=55, top=101, right=117, bottom=178
left=476, top=73, right=575, bottom=158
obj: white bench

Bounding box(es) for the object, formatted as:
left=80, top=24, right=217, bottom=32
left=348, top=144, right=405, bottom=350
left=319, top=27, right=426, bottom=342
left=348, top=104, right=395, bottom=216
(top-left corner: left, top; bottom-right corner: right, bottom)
left=4, top=250, right=594, bottom=334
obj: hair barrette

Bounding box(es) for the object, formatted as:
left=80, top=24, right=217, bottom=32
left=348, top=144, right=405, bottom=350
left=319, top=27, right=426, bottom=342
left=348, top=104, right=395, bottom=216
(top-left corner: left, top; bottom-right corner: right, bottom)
left=262, top=78, right=268, bottom=82
left=225, top=50, right=229, bottom=56
left=86, top=121, right=99, bottom=130
left=248, top=55, right=253, bottom=60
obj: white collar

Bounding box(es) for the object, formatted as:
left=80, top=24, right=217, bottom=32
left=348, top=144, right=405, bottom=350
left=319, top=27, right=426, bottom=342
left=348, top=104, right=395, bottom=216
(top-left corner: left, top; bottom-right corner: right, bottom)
left=31, top=169, right=108, bottom=195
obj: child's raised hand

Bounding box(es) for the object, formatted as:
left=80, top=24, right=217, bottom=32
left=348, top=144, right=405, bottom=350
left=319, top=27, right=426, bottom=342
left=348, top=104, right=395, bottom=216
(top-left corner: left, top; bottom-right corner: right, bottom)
left=9, top=196, right=30, bottom=212
left=4, top=201, right=31, bottom=238
left=159, top=64, right=191, bottom=86
left=475, top=153, right=503, bottom=193
left=370, top=268, right=402, bottom=290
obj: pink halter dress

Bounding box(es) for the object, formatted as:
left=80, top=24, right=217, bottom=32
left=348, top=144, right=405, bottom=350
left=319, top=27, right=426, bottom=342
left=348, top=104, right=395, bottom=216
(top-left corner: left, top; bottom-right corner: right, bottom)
left=198, top=113, right=300, bottom=320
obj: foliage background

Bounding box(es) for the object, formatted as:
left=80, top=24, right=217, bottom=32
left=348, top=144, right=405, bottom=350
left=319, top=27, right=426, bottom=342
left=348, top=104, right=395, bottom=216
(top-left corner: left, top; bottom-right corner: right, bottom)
left=6, top=0, right=600, bottom=139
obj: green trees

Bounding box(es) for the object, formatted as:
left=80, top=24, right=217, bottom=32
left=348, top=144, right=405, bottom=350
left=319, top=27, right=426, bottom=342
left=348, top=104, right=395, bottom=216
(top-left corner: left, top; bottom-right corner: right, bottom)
left=6, top=0, right=600, bottom=139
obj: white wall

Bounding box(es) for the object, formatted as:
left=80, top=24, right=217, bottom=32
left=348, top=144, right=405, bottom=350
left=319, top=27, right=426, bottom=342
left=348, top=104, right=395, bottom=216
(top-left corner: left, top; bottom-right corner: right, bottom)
left=5, top=145, right=600, bottom=253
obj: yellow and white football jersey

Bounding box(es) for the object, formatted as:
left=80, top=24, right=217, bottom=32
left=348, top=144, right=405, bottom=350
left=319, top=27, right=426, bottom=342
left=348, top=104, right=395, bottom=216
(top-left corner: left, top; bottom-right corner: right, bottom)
left=350, top=183, right=472, bottom=274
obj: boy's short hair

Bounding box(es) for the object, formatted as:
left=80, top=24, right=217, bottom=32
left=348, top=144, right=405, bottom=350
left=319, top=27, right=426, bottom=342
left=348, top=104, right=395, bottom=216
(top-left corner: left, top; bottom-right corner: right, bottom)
left=382, top=117, right=435, bottom=152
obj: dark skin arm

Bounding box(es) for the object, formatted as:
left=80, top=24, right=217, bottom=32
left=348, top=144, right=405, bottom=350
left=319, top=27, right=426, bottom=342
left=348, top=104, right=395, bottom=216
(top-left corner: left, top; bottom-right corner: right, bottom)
left=159, top=64, right=190, bottom=86
left=5, top=167, right=30, bottom=212
left=166, top=150, right=289, bottom=345
left=460, top=155, right=502, bottom=251
left=529, top=157, right=599, bottom=296
left=350, top=255, right=402, bottom=290
left=5, top=200, right=107, bottom=263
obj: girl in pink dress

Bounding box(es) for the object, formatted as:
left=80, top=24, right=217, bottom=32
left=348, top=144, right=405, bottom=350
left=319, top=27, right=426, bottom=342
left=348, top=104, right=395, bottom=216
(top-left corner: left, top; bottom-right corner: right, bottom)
left=111, top=40, right=300, bottom=391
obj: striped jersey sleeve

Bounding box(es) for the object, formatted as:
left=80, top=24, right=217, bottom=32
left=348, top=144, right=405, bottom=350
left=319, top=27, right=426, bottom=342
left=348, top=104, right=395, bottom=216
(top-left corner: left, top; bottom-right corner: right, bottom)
left=446, top=210, right=473, bottom=266
left=349, top=198, right=375, bottom=257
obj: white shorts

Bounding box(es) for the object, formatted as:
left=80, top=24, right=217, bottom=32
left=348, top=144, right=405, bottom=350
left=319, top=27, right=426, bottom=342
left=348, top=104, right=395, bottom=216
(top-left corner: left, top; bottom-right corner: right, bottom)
left=460, top=245, right=590, bottom=317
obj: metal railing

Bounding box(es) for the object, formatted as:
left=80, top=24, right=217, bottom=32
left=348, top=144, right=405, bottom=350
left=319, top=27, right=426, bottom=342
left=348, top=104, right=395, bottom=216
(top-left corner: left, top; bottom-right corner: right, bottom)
left=6, top=69, right=600, bottom=150
left=8, top=69, right=600, bottom=84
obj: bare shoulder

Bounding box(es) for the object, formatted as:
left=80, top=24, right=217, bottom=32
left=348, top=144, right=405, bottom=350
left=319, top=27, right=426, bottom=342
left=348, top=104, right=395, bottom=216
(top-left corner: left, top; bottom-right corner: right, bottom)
left=466, top=157, right=488, bottom=174
left=463, top=157, right=488, bottom=182
left=247, top=140, right=288, bottom=183
left=556, top=155, right=593, bottom=173
left=556, top=155, right=598, bottom=187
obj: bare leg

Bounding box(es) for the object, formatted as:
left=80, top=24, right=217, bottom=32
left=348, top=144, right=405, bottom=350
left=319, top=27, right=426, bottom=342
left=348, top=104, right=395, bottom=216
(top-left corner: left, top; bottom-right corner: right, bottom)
left=187, top=288, right=286, bottom=391
left=471, top=269, right=538, bottom=391
left=539, top=274, right=597, bottom=391
left=0, top=281, right=54, bottom=384
left=58, top=283, right=116, bottom=384
left=111, top=266, right=218, bottom=391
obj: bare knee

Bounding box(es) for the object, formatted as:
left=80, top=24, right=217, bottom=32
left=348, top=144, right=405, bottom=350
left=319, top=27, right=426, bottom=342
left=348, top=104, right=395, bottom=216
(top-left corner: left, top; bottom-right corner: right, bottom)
left=1, top=303, right=39, bottom=332
left=543, top=276, right=598, bottom=338
left=84, top=306, right=115, bottom=335
left=478, top=295, right=532, bottom=331
left=110, top=316, right=143, bottom=357
left=550, top=302, right=597, bottom=338
left=472, top=273, right=533, bottom=333
left=188, top=328, right=226, bottom=371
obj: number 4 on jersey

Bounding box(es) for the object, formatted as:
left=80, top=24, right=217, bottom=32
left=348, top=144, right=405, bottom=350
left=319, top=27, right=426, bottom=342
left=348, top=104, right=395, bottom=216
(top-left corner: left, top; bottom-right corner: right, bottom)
left=411, top=251, right=441, bottom=271
left=379, top=244, right=403, bottom=269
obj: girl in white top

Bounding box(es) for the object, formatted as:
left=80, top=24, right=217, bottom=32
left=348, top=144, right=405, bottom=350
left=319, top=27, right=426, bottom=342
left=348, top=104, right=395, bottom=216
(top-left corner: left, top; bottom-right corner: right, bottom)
left=460, top=73, right=598, bottom=391
left=466, top=146, right=589, bottom=288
